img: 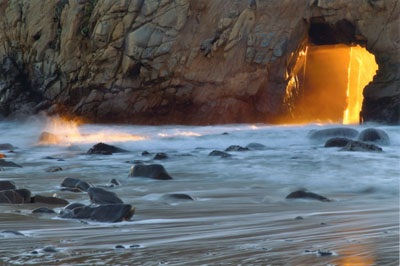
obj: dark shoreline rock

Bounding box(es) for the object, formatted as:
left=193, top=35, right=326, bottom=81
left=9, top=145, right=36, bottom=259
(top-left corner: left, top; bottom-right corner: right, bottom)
left=61, top=177, right=91, bottom=192
left=87, top=142, right=127, bottom=155
left=324, top=137, right=353, bottom=147
left=358, top=128, right=390, bottom=145
left=286, top=190, right=331, bottom=202
left=87, top=187, right=123, bottom=204
left=153, top=152, right=168, bottom=160
left=0, top=143, right=16, bottom=150
left=59, top=204, right=135, bottom=223
left=341, top=140, right=383, bottom=152
left=225, top=145, right=249, bottom=152
left=129, top=164, right=173, bottom=180
left=0, top=180, right=16, bottom=191
left=209, top=150, right=232, bottom=158
left=32, top=195, right=69, bottom=205
left=0, top=159, right=22, bottom=168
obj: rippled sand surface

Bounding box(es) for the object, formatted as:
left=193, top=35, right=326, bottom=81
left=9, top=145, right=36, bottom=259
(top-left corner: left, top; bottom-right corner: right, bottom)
left=0, top=120, right=399, bottom=265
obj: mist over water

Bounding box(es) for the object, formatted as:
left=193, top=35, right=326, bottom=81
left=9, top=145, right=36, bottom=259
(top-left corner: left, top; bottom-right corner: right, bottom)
left=0, top=117, right=399, bottom=265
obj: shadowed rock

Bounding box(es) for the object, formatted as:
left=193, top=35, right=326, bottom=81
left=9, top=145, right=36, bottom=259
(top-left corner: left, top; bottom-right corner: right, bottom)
left=209, top=150, right=232, bottom=158
left=324, top=137, right=353, bottom=147
left=246, top=143, right=267, bottom=150
left=358, top=128, right=390, bottom=145
left=286, top=190, right=331, bottom=202
left=87, top=187, right=123, bottom=204
left=225, top=145, right=249, bottom=152
left=308, top=128, right=359, bottom=140
left=1, top=230, right=24, bottom=236
left=61, top=177, right=91, bottom=192
left=153, top=152, right=168, bottom=160
left=38, top=132, right=60, bottom=144
left=0, top=159, right=22, bottom=168
left=44, top=166, right=62, bottom=172
left=142, top=151, right=151, bottom=156
left=32, top=195, right=69, bottom=205
left=0, top=190, right=25, bottom=204
left=32, top=207, right=56, bottom=214
left=0, top=143, right=16, bottom=150
left=0, top=180, right=16, bottom=191
left=15, top=189, right=31, bottom=203
left=59, top=204, right=135, bottom=223
left=163, top=193, right=194, bottom=201
left=129, top=164, right=173, bottom=180
left=341, top=140, right=383, bottom=152
left=87, top=142, right=127, bottom=155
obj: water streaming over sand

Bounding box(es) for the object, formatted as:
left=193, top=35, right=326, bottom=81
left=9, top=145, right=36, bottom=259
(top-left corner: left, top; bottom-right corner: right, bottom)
left=0, top=117, right=399, bottom=265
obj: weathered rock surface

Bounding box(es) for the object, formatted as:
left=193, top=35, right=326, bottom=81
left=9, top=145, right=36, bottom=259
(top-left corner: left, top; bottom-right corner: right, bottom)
left=324, top=137, right=353, bottom=148
left=32, top=207, right=56, bottom=214
left=31, top=195, right=69, bottom=205
left=87, top=142, right=127, bottom=155
left=0, top=180, right=16, bottom=191
left=0, top=0, right=398, bottom=124
left=61, top=177, right=91, bottom=192
left=0, top=143, right=16, bottom=150
left=225, top=145, right=249, bottom=152
left=87, top=187, right=123, bottom=204
left=209, top=150, right=232, bottom=158
left=358, top=128, right=390, bottom=145
left=0, top=159, right=22, bottom=168
left=129, top=164, right=172, bottom=180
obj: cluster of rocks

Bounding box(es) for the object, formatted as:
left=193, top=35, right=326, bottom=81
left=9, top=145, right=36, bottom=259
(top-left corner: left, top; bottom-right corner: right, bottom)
left=309, top=127, right=390, bottom=152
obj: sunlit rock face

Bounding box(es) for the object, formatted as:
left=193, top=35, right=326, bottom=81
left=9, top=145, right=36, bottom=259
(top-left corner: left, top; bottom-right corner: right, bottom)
left=0, top=0, right=398, bottom=124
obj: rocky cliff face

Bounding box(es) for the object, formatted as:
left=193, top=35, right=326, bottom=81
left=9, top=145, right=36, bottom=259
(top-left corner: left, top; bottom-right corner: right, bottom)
left=0, top=0, right=399, bottom=124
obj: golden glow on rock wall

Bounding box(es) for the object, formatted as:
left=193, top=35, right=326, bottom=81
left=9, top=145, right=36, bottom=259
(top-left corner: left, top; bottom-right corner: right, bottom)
left=281, top=44, right=378, bottom=124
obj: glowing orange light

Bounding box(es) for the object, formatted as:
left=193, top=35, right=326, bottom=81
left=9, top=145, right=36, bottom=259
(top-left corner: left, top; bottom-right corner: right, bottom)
left=38, top=117, right=147, bottom=145
left=279, top=44, right=378, bottom=125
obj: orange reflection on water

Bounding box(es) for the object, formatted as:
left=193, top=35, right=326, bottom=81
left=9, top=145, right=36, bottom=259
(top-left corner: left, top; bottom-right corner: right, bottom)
left=38, top=117, right=147, bottom=145
left=334, top=242, right=375, bottom=266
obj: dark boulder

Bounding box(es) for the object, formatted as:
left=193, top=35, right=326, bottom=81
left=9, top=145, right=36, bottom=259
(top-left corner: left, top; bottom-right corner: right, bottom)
left=324, top=138, right=353, bottom=148
left=225, top=145, right=249, bottom=152
left=1, top=230, right=24, bottom=236
left=32, top=195, right=69, bottom=205
left=286, top=190, right=331, bottom=202
left=153, top=152, right=168, bottom=160
left=246, top=143, right=267, bottom=150
left=129, top=164, right=173, bottom=180
left=163, top=193, right=195, bottom=201
left=308, top=128, right=359, bottom=140
left=0, top=159, right=22, bottom=168
left=15, top=189, right=32, bottom=203
left=0, top=180, right=16, bottom=191
left=87, top=142, right=127, bottom=155
left=32, top=207, right=56, bottom=214
left=0, top=190, right=25, bottom=204
left=208, top=150, right=232, bottom=158
left=341, top=140, right=383, bottom=152
left=87, top=187, right=123, bottom=204
left=59, top=204, right=135, bottom=223
left=141, top=151, right=151, bottom=156
left=358, top=128, right=390, bottom=145
left=38, top=132, right=60, bottom=144
left=108, top=178, right=121, bottom=187
left=42, top=246, right=58, bottom=253
left=0, top=143, right=16, bottom=150
left=61, top=177, right=91, bottom=192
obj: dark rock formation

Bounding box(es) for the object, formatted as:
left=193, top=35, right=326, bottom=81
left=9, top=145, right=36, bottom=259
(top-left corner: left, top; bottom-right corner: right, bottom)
left=153, top=152, right=168, bottom=160
left=59, top=204, right=135, bottom=223
left=163, top=193, right=195, bottom=201
left=14, top=189, right=32, bottom=203
left=44, top=166, right=63, bottom=172
left=341, top=140, right=383, bottom=152
left=0, top=159, right=22, bottom=168
left=225, top=145, right=249, bottom=152
left=0, top=180, right=16, bottom=191
left=32, top=207, right=56, bottom=214
left=0, top=143, right=16, bottom=150
left=0, top=0, right=397, bottom=124
left=358, top=128, right=390, bottom=145
left=309, top=128, right=359, bottom=140
left=0, top=190, right=25, bottom=204
left=209, top=150, right=232, bottom=158
left=286, top=190, right=331, bottom=202
left=129, top=164, right=173, bottom=180
left=87, top=187, right=123, bottom=204
left=87, top=142, right=127, bottom=155
left=61, top=177, right=91, bottom=192
left=324, top=137, right=353, bottom=147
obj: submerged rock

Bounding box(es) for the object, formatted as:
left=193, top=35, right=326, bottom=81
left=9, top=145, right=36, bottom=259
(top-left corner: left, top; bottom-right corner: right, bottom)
left=341, top=140, right=383, bottom=152
left=44, top=166, right=62, bottom=172
left=286, top=190, right=331, bottom=202
left=59, top=204, right=135, bottom=223
left=141, top=151, right=151, bottom=156
left=163, top=193, right=195, bottom=201
left=225, top=145, right=249, bottom=152
left=0, top=144, right=16, bottom=150
left=1, top=230, right=24, bottom=236
left=129, top=164, right=173, bottom=180
left=0, top=180, right=16, bottom=191
left=324, top=137, right=353, bottom=147
left=153, top=152, right=168, bottom=160
left=246, top=143, right=267, bottom=150
left=32, top=207, right=56, bottom=214
left=0, top=159, right=22, bottom=168
left=32, top=195, right=69, bottom=205
left=87, top=187, right=123, bottom=204
left=61, top=177, right=91, bottom=192
left=208, top=150, right=232, bottom=158
left=0, top=190, right=25, bottom=204
left=87, top=142, right=127, bottom=155
left=42, top=246, right=58, bottom=253
left=14, top=189, right=32, bottom=203
left=358, top=128, right=390, bottom=145
left=308, top=128, right=359, bottom=140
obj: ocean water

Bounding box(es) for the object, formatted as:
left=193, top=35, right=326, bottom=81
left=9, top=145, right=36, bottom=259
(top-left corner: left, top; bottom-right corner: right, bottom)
left=0, top=117, right=398, bottom=265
